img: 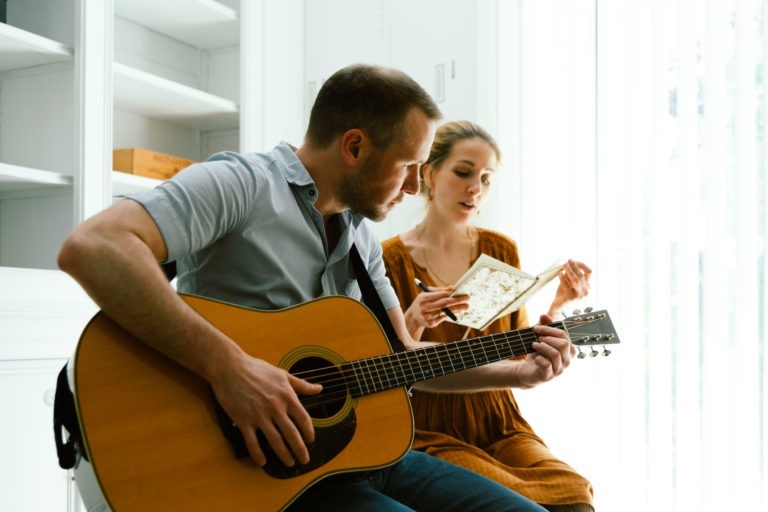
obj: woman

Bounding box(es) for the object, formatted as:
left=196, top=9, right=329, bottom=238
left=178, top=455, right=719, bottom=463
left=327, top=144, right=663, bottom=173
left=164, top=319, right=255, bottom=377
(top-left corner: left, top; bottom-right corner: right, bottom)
left=381, top=121, right=594, bottom=512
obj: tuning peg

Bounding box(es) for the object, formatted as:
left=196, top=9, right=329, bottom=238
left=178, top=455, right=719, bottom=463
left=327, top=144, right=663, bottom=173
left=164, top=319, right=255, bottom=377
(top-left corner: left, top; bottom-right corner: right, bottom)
left=572, top=309, right=582, bottom=316
left=602, top=346, right=612, bottom=357
left=584, top=307, right=593, bottom=313
left=577, top=347, right=586, bottom=359
left=589, top=347, right=599, bottom=358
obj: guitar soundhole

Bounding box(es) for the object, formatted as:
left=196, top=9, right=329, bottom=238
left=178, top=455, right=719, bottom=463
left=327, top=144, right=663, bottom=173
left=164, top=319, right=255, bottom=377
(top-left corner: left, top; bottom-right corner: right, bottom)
left=260, top=356, right=356, bottom=479
left=290, top=356, right=346, bottom=419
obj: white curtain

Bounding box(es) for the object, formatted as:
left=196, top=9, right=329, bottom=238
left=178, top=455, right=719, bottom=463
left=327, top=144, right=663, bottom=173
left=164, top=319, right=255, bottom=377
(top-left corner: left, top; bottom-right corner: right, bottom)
left=497, top=1, right=768, bottom=510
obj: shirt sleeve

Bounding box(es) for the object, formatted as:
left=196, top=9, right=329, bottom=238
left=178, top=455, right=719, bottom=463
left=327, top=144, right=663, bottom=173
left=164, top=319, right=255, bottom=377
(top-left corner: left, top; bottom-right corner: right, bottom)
left=124, top=151, right=266, bottom=262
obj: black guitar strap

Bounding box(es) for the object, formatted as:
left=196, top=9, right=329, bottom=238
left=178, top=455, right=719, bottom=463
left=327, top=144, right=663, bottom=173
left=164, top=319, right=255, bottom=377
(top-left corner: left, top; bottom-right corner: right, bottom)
left=349, top=244, right=406, bottom=353
left=53, top=364, right=87, bottom=469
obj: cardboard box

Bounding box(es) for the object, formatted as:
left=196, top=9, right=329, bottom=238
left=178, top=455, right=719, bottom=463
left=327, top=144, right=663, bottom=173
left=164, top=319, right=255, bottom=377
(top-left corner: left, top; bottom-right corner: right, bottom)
left=113, top=148, right=196, bottom=180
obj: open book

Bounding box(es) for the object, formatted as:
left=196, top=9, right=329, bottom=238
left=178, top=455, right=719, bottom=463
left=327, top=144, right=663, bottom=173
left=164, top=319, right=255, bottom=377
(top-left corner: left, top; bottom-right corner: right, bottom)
left=449, top=254, right=563, bottom=330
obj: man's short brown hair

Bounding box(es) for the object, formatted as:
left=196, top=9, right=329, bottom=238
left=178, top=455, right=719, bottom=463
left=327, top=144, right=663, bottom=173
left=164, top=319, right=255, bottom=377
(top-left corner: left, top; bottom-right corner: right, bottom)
left=305, top=64, right=442, bottom=150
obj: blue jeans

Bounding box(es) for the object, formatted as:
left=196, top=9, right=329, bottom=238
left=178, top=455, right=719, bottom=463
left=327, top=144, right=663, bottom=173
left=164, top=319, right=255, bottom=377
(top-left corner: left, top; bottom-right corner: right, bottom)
left=286, top=450, right=547, bottom=512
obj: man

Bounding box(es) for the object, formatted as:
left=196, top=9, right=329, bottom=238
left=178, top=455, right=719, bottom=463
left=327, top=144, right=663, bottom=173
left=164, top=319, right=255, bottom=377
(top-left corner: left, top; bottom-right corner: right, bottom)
left=60, top=64, right=572, bottom=511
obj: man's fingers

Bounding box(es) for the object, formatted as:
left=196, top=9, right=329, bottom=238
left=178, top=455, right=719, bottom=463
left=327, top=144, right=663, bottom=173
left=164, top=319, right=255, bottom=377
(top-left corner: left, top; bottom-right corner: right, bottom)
left=289, top=375, right=320, bottom=442
left=258, top=422, right=297, bottom=467
left=241, top=427, right=268, bottom=466
left=274, top=414, right=312, bottom=466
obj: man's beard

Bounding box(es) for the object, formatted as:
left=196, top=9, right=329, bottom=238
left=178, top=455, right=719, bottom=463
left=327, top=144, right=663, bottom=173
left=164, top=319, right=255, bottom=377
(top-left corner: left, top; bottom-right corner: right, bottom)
left=335, top=154, right=388, bottom=222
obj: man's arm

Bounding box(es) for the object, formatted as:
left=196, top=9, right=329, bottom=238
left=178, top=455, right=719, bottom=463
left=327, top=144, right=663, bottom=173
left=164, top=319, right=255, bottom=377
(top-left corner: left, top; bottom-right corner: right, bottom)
left=387, top=307, right=573, bottom=392
left=58, top=199, right=321, bottom=467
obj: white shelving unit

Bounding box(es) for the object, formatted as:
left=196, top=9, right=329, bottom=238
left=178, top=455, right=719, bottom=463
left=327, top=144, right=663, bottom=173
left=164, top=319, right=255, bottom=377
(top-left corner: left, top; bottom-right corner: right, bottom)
left=0, top=2, right=270, bottom=510
left=113, top=62, right=238, bottom=131
left=114, top=0, right=238, bottom=50
left=0, top=162, right=72, bottom=192
left=0, top=0, right=306, bottom=509
left=0, top=0, right=247, bottom=270
left=0, top=22, right=72, bottom=71
left=0, top=23, right=74, bottom=198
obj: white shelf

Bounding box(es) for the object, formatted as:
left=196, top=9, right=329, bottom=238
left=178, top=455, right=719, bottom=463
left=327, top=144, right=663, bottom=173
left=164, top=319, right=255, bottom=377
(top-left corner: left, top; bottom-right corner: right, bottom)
left=114, top=0, right=239, bottom=49
left=0, top=22, right=73, bottom=72
left=0, top=162, right=72, bottom=194
left=112, top=170, right=161, bottom=196
left=113, top=62, right=239, bottom=131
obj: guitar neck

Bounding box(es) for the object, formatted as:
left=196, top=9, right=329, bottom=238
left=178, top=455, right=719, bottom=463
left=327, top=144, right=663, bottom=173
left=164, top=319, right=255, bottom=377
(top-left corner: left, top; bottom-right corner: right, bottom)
left=340, top=321, right=561, bottom=397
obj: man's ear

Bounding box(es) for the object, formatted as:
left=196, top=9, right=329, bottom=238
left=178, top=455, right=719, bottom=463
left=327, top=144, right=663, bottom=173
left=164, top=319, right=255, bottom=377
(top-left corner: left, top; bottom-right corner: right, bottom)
left=340, top=129, right=369, bottom=166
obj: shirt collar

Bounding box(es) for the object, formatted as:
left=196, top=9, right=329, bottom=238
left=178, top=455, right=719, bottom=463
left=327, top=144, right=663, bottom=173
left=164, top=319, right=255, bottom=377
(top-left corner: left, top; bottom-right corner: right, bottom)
left=271, top=141, right=366, bottom=231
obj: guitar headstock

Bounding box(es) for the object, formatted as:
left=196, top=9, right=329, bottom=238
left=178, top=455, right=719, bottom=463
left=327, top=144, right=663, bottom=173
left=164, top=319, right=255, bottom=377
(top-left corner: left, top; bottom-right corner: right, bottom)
left=561, top=308, right=620, bottom=359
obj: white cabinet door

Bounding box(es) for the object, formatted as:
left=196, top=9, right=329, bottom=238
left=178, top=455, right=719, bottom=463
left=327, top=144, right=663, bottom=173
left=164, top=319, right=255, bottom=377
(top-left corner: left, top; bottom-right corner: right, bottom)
left=0, top=359, right=81, bottom=511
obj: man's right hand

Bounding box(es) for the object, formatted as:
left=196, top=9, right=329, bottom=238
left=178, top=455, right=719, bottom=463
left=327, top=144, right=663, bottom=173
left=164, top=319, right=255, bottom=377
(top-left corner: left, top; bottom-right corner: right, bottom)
left=210, top=355, right=323, bottom=467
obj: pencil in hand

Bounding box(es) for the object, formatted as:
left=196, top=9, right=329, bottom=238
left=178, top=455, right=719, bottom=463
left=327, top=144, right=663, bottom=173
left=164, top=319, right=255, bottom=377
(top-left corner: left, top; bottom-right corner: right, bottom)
left=414, top=278, right=458, bottom=321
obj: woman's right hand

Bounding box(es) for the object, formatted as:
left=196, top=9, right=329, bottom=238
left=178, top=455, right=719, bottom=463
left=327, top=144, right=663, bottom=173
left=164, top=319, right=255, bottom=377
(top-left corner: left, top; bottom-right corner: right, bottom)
left=404, top=286, right=470, bottom=338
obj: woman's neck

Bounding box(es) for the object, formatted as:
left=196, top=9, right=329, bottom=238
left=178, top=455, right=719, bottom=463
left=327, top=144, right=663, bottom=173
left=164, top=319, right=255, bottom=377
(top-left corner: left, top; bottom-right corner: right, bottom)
left=412, top=214, right=478, bottom=286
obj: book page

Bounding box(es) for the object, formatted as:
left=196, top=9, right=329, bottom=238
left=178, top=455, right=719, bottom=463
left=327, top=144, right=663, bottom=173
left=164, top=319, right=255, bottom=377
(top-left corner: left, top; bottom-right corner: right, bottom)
left=449, top=255, right=562, bottom=330
left=492, top=259, right=562, bottom=322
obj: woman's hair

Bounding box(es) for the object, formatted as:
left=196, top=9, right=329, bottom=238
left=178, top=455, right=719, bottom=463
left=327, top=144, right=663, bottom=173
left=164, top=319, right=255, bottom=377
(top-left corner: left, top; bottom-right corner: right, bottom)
left=420, top=120, right=501, bottom=197
left=305, top=64, right=442, bottom=150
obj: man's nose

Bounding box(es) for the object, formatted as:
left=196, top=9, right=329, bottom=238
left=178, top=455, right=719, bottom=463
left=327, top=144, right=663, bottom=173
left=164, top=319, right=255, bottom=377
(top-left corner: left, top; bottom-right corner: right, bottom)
left=403, top=165, right=420, bottom=195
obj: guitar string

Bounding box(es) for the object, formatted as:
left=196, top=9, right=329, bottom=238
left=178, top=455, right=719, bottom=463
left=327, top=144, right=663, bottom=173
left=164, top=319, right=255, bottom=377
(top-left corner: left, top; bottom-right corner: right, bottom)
left=287, top=317, right=611, bottom=408
left=299, top=338, right=532, bottom=409
left=287, top=317, right=602, bottom=390
left=293, top=334, right=538, bottom=407
left=290, top=328, right=542, bottom=385
left=287, top=317, right=579, bottom=383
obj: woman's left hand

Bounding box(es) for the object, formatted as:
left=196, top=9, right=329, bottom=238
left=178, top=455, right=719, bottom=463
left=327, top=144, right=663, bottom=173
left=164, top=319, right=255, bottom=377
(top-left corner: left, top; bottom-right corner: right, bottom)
left=549, top=259, right=592, bottom=317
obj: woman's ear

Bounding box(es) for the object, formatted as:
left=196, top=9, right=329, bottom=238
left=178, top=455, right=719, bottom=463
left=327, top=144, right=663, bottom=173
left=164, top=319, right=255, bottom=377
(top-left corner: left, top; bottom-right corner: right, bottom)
left=421, top=163, right=434, bottom=189
left=340, top=129, right=368, bottom=166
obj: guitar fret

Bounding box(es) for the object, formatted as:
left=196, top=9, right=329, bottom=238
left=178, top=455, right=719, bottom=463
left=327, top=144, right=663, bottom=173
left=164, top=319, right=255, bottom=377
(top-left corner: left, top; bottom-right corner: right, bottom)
left=476, top=338, right=490, bottom=365
left=361, top=358, right=376, bottom=395
left=417, top=348, right=434, bottom=380
left=488, top=333, right=503, bottom=361
left=382, top=354, right=399, bottom=389
left=371, top=356, right=386, bottom=391
left=343, top=362, right=361, bottom=397
left=389, top=352, right=408, bottom=388
left=400, top=351, right=417, bottom=386
left=352, top=360, right=369, bottom=396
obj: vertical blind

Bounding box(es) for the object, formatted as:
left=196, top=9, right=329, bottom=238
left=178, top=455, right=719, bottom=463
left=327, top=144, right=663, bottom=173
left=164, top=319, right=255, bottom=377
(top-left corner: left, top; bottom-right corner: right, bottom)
left=497, top=1, right=768, bottom=510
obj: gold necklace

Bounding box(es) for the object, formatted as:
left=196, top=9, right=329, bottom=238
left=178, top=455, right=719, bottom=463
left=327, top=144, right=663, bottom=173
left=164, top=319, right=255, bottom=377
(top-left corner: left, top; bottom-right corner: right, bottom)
left=417, top=223, right=474, bottom=286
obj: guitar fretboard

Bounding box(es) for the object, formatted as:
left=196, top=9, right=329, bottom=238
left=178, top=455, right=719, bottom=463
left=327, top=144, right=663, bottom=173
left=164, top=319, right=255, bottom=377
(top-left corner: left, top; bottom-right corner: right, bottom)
left=340, top=321, right=563, bottom=397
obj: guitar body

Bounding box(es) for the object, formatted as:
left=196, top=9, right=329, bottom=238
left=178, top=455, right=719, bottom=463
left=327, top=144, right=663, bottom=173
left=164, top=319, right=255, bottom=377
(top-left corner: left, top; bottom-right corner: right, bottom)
left=73, top=294, right=414, bottom=511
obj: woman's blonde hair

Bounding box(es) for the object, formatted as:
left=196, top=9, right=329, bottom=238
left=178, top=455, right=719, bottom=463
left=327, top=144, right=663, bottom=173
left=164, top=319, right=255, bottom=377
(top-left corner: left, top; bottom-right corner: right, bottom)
left=420, top=120, right=501, bottom=198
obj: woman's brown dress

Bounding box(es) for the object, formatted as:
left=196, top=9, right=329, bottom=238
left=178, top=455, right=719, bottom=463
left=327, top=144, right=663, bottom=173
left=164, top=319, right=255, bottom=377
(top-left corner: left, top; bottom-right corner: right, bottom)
left=381, top=229, right=594, bottom=507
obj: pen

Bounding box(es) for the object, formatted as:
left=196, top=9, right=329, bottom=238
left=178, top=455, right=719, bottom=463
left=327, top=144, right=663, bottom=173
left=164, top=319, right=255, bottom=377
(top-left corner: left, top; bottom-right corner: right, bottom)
left=414, top=278, right=458, bottom=321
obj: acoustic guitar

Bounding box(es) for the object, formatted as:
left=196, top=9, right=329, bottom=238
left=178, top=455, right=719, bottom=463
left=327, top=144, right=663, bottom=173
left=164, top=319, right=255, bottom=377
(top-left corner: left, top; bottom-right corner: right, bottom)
left=72, top=294, right=619, bottom=511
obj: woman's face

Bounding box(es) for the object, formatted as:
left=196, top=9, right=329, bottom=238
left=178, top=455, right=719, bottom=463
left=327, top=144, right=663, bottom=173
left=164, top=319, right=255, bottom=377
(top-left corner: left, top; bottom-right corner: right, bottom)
left=427, top=137, right=497, bottom=222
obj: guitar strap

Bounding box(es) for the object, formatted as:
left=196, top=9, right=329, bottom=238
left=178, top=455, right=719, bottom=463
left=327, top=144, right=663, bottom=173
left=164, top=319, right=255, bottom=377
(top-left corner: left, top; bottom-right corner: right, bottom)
left=53, top=365, right=87, bottom=469
left=349, top=243, right=406, bottom=352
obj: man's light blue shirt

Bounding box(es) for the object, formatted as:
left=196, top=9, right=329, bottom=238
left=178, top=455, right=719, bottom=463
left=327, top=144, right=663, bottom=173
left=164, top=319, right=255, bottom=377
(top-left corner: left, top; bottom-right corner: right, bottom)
left=125, top=142, right=399, bottom=312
